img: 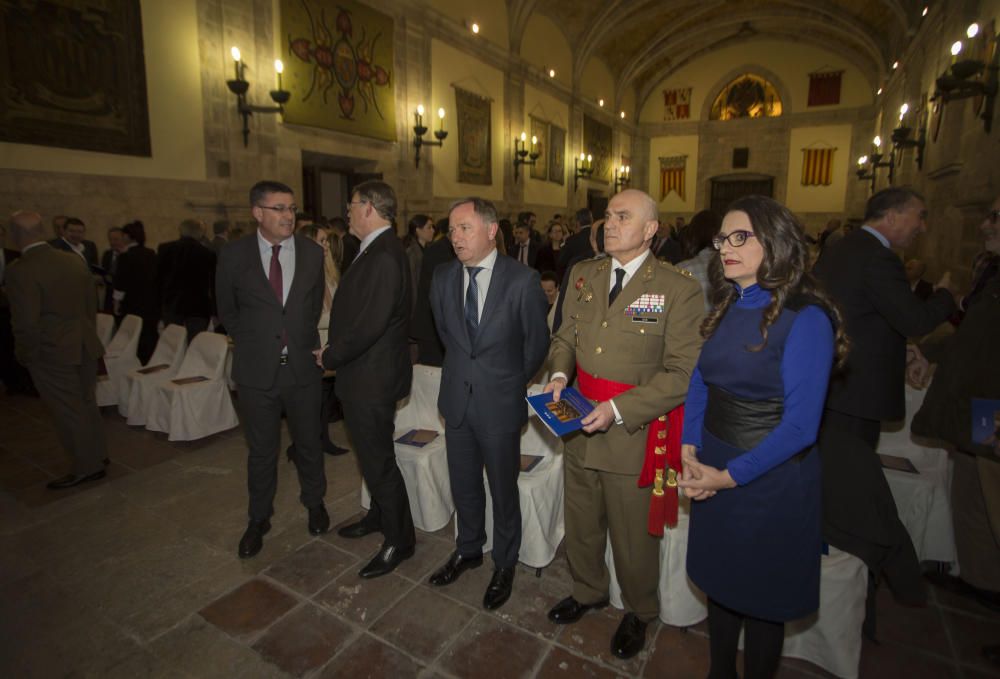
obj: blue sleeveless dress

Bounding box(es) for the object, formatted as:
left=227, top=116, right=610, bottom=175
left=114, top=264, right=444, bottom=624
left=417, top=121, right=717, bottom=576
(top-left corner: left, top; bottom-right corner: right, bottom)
left=682, top=284, right=835, bottom=622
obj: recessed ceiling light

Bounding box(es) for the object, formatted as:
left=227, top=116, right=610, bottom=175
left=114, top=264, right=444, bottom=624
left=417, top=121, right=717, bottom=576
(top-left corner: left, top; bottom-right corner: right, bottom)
left=598, top=98, right=604, bottom=107
left=876, top=87, right=883, bottom=95
left=620, top=111, right=626, bottom=119
left=548, top=68, right=555, bottom=78
left=922, top=6, right=928, bottom=17
left=892, top=60, right=899, bottom=69
left=471, top=22, right=479, bottom=34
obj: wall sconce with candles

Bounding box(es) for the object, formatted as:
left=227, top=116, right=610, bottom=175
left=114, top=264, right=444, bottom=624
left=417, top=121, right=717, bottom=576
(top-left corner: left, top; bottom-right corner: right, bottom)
left=890, top=102, right=926, bottom=170
left=574, top=153, right=594, bottom=191
left=614, top=165, right=631, bottom=191
left=855, top=135, right=894, bottom=193
left=931, top=21, right=999, bottom=133
left=225, top=47, right=290, bottom=148
left=412, top=105, right=447, bottom=168
left=513, top=132, right=539, bottom=182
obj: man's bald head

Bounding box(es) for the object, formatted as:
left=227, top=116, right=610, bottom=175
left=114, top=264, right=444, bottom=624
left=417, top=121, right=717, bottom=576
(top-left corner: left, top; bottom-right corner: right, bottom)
left=9, top=211, right=46, bottom=250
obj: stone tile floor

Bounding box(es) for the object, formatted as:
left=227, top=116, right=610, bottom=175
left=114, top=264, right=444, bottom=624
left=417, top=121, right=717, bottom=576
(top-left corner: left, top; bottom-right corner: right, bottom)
left=1, top=391, right=998, bottom=678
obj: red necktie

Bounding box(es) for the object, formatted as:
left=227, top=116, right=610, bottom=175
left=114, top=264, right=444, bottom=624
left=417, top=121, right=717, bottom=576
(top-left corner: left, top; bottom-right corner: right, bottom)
left=269, top=244, right=283, bottom=304
left=269, top=245, right=286, bottom=349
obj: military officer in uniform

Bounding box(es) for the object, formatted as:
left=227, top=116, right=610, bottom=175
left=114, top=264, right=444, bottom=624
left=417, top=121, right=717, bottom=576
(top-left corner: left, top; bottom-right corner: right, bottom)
left=544, top=188, right=704, bottom=659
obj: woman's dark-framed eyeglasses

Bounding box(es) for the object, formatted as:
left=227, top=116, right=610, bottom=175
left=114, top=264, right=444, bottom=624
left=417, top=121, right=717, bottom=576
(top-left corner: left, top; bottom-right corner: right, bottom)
left=712, top=230, right=756, bottom=249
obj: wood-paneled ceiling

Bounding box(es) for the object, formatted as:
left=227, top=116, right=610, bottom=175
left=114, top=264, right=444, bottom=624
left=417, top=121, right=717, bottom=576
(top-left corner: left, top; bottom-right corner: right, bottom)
left=509, top=0, right=921, bottom=106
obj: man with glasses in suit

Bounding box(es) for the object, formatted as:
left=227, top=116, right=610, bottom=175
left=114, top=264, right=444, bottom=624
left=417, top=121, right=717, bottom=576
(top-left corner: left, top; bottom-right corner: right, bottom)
left=216, top=180, right=329, bottom=559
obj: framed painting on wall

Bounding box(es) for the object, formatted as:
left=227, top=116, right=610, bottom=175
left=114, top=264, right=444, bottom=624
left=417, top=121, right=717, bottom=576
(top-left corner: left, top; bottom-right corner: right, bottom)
left=455, top=87, right=492, bottom=185
left=529, top=116, right=548, bottom=180
left=0, top=0, right=150, bottom=156
left=548, top=124, right=565, bottom=185
left=583, top=115, right=612, bottom=184
left=281, top=0, right=396, bottom=141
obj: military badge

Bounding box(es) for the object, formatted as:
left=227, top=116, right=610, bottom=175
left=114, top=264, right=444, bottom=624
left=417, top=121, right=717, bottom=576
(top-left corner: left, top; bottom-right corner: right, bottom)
left=625, top=293, right=665, bottom=317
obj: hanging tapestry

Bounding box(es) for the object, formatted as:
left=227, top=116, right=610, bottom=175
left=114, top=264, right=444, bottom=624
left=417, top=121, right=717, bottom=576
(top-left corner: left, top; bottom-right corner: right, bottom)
left=455, top=87, right=492, bottom=185
left=807, top=71, right=843, bottom=107
left=801, top=147, right=836, bottom=186
left=0, top=0, right=150, bottom=155
left=529, top=115, right=548, bottom=180
left=282, top=0, right=396, bottom=141
left=659, top=156, right=687, bottom=201
left=548, top=124, right=565, bottom=185
left=663, top=88, right=692, bottom=120
left=583, top=115, right=612, bottom=184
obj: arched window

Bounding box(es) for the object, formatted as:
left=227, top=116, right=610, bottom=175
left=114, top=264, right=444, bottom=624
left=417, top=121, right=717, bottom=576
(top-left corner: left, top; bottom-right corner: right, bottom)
left=709, top=73, right=782, bottom=120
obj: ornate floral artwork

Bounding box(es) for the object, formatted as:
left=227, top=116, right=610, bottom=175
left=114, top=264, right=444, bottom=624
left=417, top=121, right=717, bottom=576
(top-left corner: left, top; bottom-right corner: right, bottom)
left=548, top=124, right=565, bottom=185
left=282, top=0, right=395, bottom=141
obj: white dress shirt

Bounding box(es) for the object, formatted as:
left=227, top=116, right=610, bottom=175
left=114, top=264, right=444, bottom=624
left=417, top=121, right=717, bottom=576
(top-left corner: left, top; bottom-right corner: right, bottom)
left=463, top=247, right=498, bottom=320
left=355, top=225, right=392, bottom=262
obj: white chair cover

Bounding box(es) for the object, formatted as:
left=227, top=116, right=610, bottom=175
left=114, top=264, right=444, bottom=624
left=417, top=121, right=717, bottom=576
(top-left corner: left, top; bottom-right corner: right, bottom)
left=470, top=384, right=565, bottom=569
left=606, top=498, right=708, bottom=627
left=95, top=314, right=142, bottom=407
left=782, top=547, right=867, bottom=679
left=145, top=332, right=238, bottom=441
left=120, top=325, right=188, bottom=423
left=361, top=364, right=454, bottom=531
left=96, top=312, right=115, bottom=349
left=879, top=385, right=956, bottom=563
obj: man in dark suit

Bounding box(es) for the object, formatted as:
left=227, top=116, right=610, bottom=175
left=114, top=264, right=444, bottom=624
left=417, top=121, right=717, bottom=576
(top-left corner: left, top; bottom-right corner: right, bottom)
left=113, top=221, right=159, bottom=363
left=427, top=197, right=549, bottom=610
left=210, top=220, right=230, bottom=255
left=100, top=227, right=125, bottom=315
left=411, top=220, right=455, bottom=366
left=904, top=259, right=934, bottom=300
left=558, top=208, right=594, bottom=275
left=510, top=223, right=539, bottom=268
left=6, top=211, right=107, bottom=489
left=216, top=180, right=329, bottom=559
left=320, top=180, right=416, bottom=578
left=157, top=219, right=217, bottom=340
left=813, top=186, right=957, bottom=636
left=49, top=217, right=99, bottom=269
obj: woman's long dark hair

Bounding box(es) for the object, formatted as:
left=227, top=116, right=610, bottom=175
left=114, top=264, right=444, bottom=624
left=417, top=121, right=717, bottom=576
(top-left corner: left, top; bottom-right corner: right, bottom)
left=701, top=195, right=849, bottom=368
left=404, top=214, right=431, bottom=248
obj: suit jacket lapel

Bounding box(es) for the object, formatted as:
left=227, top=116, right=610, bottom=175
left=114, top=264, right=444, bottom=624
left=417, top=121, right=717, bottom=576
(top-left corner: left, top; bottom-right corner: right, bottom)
left=285, top=235, right=308, bottom=307
left=248, top=235, right=283, bottom=309
left=451, top=261, right=473, bottom=349
left=606, top=253, right=656, bottom=316
left=477, top=255, right=506, bottom=339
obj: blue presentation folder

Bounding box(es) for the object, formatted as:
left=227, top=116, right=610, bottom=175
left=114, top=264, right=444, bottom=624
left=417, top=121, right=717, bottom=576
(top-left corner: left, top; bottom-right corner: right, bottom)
left=526, top=387, right=595, bottom=437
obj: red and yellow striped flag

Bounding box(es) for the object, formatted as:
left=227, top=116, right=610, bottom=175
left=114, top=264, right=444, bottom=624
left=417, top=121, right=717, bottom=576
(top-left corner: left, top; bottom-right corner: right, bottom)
left=659, top=155, right=687, bottom=200
left=801, top=148, right=835, bottom=186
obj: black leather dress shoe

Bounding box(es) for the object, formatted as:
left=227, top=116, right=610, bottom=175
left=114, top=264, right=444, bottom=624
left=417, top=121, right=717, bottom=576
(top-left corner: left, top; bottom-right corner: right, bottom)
left=483, top=566, right=515, bottom=610
left=308, top=505, right=330, bottom=535
left=547, top=595, right=610, bottom=624
left=323, top=441, right=350, bottom=456
left=611, top=613, right=648, bottom=659
left=337, top=519, right=379, bottom=539
left=238, top=519, right=271, bottom=559
left=429, top=551, right=483, bottom=586
left=46, top=469, right=106, bottom=490
left=359, top=544, right=414, bottom=578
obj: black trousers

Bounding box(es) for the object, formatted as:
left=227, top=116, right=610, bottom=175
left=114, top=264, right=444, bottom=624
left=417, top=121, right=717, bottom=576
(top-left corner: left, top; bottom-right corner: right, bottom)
left=342, top=399, right=415, bottom=549
left=707, top=598, right=785, bottom=679
left=445, top=401, right=522, bottom=568
left=237, top=364, right=325, bottom=521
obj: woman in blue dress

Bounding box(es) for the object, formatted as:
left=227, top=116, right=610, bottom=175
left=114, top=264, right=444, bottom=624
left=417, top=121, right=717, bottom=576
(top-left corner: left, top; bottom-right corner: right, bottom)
left=678, top=195, right=849, bottom=679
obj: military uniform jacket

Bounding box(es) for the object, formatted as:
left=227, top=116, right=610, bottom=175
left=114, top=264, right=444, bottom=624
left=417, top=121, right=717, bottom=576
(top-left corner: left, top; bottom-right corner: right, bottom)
left=548, top=252, right=704, bottom=474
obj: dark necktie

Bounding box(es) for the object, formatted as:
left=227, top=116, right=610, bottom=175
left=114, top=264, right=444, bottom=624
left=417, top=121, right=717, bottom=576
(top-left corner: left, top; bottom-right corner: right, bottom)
left=269, top=244, right=283, bottom=304
left=608, top=267, right=626, bottom=305
left=520, top=244, right=527, bottom=265
left=269, top=245, right=286, bottom=349
left=465, top=266, right=482, bottom=340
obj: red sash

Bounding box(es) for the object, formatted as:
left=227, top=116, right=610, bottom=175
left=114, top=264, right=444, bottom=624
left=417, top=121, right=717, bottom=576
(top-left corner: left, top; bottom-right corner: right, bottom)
left=576, top=363, right=685, bottom=536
